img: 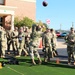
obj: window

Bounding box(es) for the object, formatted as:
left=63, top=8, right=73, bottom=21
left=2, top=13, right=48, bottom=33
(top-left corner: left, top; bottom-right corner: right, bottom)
left=0, top=0, right=5, bottom=5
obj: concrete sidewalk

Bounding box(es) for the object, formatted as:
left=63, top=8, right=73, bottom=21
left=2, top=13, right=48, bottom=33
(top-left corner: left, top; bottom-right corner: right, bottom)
left=38, top=38, right=69, bottom=64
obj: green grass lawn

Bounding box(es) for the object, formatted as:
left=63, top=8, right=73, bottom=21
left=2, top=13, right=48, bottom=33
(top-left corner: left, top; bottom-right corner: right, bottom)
left=0, top=56, right=75, bottom=75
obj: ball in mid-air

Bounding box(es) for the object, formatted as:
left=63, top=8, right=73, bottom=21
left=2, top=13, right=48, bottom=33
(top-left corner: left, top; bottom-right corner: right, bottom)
left=42, top=1, right=48, bottom=7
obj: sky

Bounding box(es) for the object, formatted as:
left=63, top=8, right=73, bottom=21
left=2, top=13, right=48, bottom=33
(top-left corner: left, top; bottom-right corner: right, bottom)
left=36, top=0, right=75, bottom=30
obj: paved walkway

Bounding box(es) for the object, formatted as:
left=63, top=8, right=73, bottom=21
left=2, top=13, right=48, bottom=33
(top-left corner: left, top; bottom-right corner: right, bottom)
left=38, top=38, right=69, bottom=64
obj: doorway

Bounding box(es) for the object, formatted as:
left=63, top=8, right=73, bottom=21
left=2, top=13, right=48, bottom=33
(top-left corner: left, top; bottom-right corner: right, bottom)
left=0, top=17, right=3, bottom=26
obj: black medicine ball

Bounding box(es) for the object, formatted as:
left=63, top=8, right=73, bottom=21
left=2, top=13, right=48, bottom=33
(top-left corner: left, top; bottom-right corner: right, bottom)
left=42, top=1, right=48, bottom=7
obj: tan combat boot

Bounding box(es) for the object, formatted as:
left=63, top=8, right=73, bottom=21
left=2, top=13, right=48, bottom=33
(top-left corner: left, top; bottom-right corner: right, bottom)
left=25, top=50, right=28, bottom=56
left=44, top=58, right=47, bottom=62
left=32, top=59, right=36, bottom=65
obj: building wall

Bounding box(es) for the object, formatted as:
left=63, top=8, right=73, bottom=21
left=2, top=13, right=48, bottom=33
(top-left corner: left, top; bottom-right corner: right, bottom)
left=5, top=0, right=36, bottom=21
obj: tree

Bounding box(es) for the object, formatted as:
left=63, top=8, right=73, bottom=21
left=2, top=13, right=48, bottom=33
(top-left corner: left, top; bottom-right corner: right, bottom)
left=14, top=17, right=35, bottom=28
left=14, top=17, right=21, bottom=27
left=21, top=17, right=35, bottom=28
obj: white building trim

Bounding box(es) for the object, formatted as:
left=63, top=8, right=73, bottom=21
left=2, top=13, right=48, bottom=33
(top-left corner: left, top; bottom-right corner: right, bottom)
left=0, top=5, right=17, bottom=10
left=0, top=9, right=14, bottom=15
left=17, top=0, right=36, bottom=2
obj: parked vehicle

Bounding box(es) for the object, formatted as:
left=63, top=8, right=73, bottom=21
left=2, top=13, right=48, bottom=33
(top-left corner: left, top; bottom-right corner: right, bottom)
left=60, top=32, right=68, bottom=37
left=56, top=31, right=61, bottom=37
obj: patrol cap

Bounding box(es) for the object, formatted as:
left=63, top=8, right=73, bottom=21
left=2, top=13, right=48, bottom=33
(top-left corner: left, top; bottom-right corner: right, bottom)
left=50, top=28, right=53, bottom=31
left=70, top=27, right=74, bottom=30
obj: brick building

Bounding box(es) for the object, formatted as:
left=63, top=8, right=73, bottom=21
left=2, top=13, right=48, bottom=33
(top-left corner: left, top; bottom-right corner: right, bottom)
left=0, top=0, right=36, bottom=30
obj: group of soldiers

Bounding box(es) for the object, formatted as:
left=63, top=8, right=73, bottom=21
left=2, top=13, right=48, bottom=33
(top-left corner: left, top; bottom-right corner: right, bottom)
left=25, top=24, right=58, bottom=65
left=1, top=24, right=75, bottom=65
left=0, top=24, right=58, bottom=65
left=0, top=26, right=29, bottom=58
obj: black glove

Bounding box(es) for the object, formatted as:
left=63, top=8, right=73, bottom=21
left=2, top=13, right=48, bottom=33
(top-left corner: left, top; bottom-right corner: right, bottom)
left=42, top=48, right=46, bottom=52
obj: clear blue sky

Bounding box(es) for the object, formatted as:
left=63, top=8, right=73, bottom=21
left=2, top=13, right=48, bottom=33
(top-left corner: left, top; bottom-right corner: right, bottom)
left=36, top=0, right=75, bottom=30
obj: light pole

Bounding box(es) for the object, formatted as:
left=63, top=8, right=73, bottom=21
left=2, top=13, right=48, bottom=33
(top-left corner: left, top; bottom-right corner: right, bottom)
left=72, top=22, right=74, bottom=28
left=60, top=24, right=62, bottom=32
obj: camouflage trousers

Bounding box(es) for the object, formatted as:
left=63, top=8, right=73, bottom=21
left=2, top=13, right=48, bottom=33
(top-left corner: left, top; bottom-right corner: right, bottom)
left=44, top=46, right=52, bottom=62
left=18, top=42, right=28, bottom=56
left=52, top=44, right=58, bottom=57
left=29, top=46, right=40, bottom=59
left=7, top=39, right=18, bottom=55
left=2, top=40, right=7, bottom=56
left=67, top=46, right=75, bottom=62
left=0, top=40, right=7, bottom=57
left=12, top=39, right=19, bottom=51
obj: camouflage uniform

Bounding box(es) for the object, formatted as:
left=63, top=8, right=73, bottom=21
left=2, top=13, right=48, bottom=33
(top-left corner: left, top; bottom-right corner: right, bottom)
left=11, top=28, right=19, bottom=55
left=1, top=28, right=7, bottom=57
left=6, top=29, right=13, bottom=52
left=29, top=24, right=42, bottom=65
left=0, top=28, right=2, bottom=57
left=0, top=27, right=7, bottom=57
left=50, top=29, right=58, bottom=57
left=42, top=28, right=52, bottom=62
left=66, top=27, right=75, bottom=65
left=18, top=27, right=28, bottom=56
left=24, top=27, right=30, bottom=53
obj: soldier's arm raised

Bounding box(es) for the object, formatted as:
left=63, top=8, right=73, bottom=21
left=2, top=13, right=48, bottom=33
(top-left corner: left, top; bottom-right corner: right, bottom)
left=42, top=33, right=45, bottom=47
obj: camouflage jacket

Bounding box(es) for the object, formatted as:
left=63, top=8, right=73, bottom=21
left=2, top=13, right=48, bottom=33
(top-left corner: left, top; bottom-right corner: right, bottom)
left=66, top=32, right=75, bottom=46
left=42, top=32, right=52, bottom=47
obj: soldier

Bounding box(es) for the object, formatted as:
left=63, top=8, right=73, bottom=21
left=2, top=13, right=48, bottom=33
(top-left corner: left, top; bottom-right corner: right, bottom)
left=42, top=28, right=53, bottom=62
left=66, top=27, right=75, bottom=65
left=1, top=27, right=7, bottom=57
left=18, top=27, right=28, bottom=56
left=29, top=24, right=42, bottom=65
left=24, top=27, right=30, bottom=53
left=0, top=27, right=7, bottom=58
left=23, top=26, right=26, bottom=32
left=11, top=27, right=19, bottom=55
left=50, top=28, right=58, bottom=57
left=0, top=26, right=2, bottom=57
left=6, top=26, right=13, bottom=52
